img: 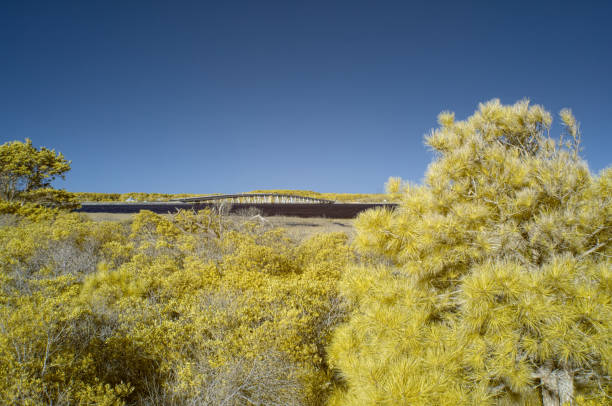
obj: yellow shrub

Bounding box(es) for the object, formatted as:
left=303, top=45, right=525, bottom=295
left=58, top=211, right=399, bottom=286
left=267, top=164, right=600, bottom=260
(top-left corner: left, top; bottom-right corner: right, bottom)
left=0, top=208, right=352, bottom=405
left=328, top=100, right=611, bottom=405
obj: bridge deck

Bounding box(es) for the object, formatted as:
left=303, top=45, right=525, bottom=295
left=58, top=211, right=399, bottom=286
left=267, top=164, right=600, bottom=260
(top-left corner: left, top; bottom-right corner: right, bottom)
left=78, top=202, right=397, bottom=219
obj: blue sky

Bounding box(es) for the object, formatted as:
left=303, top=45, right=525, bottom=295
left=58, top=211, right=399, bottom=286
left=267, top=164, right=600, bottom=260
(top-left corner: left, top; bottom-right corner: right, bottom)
left=1, top=1, right=611, bottom=193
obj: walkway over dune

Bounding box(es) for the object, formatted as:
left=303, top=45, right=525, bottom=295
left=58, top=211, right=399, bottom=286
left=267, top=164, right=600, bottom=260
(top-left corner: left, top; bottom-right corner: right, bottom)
left=172, top=193, right=335, bottom=204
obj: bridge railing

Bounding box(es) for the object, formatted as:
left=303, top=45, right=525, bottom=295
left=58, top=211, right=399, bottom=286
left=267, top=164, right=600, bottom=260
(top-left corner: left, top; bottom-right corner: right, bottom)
left=172, top=193, right=335, bottom=204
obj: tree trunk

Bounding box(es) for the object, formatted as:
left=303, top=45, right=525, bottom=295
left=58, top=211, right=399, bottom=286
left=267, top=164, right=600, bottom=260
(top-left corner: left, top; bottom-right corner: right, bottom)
left=538, top=361, right=574, bottom=406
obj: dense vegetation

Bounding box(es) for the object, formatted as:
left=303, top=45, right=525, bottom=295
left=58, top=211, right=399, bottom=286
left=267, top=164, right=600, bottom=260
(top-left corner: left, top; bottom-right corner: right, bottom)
left=328, top=100, right=611, bottom=405
left=0, top=208, right=351, bottom=405
left=1, top=99, right=610, bottom=406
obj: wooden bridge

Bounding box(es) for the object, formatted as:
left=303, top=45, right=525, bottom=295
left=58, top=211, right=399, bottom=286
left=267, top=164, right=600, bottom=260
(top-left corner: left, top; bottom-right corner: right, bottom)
left=172, top=193, right=335, bottom=204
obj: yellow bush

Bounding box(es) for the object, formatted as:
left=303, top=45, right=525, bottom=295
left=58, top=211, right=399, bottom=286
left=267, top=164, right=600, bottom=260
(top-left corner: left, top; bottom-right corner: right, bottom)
left=328, top=100, right=611, bottom=406
left=0, top=208, right=352, bottom=405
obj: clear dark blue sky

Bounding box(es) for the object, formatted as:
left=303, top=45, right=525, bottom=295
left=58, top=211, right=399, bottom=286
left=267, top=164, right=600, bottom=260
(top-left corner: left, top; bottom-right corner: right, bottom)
left=1, top=1, right=611, bottom=193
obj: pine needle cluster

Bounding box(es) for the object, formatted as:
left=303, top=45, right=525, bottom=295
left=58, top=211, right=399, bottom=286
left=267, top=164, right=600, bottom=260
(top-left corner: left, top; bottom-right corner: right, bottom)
left=328, top=100, right=611, bottom=405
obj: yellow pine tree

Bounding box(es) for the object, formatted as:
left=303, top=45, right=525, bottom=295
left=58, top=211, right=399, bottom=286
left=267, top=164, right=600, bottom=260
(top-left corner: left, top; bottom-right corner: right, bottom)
left=0, top=139, right=78, bottom=211
left=328, top=100, right=611, bottom=406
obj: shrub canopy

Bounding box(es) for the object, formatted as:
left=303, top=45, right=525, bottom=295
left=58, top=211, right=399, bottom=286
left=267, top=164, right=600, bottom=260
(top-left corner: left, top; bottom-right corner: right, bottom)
left=0, top=139, right=71, bottom=201
left=328, top=100, right=611, bottom=406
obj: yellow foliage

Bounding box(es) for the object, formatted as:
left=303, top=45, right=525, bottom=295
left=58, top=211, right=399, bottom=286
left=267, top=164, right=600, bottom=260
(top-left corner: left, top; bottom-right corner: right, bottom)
left=0, top=139, right=71, bottom=202
left=73, top=192, right=211, bottom=202
left=329, top=100, right=611, bottom=405
left=0, top=207, right=352, bottom=405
